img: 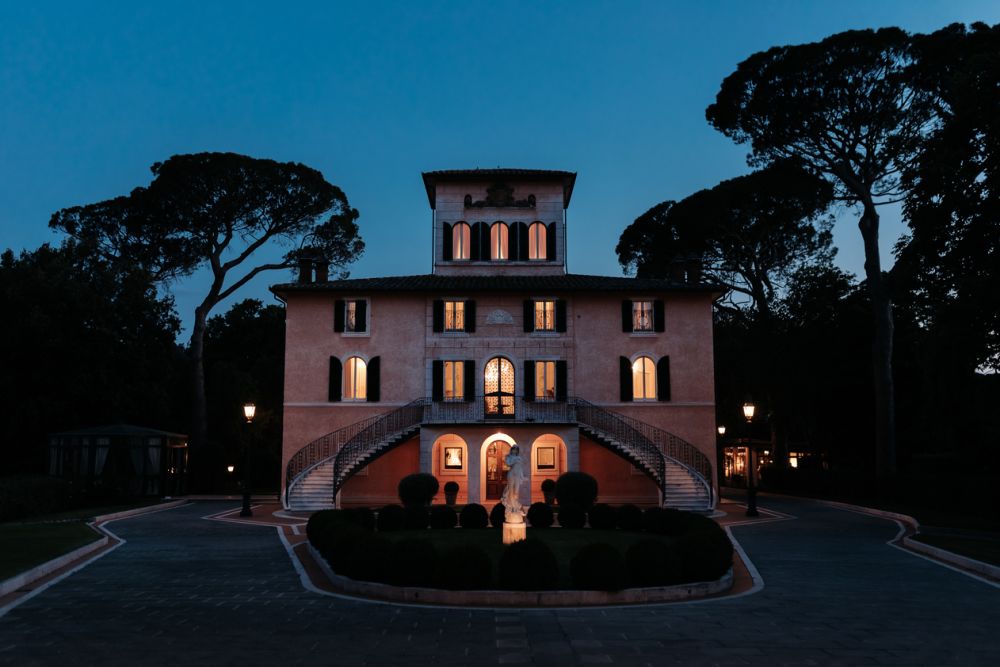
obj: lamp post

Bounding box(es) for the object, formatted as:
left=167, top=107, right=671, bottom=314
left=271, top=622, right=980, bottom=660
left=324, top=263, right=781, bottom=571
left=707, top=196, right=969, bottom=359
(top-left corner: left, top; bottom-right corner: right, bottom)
left=240, top=402, right=256, bottom=517
left=743, top=400, right=759, bottom=517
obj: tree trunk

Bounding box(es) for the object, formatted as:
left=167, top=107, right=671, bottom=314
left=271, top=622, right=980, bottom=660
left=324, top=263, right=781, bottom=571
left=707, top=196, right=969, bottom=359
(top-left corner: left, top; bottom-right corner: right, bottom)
left=858, top=203, right=897, bottom=479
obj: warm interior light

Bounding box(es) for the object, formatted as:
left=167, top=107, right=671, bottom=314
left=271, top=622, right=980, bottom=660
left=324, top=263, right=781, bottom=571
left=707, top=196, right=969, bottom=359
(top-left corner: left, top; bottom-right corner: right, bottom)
left=227, top=465, right=235, bottom=473
left=742, top=402, right=756, bottom=421
left=243, top=402, right=256, bottom=422
left=717, top=425, right=726, bottom=436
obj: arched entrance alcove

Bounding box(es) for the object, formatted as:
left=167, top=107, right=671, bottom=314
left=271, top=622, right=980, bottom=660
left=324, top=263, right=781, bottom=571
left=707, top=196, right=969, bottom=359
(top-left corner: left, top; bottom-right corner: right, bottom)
left=479, top=433, right=518, bottom=506
left=530, top=434, right=567, bottom=503
left=431, top=434, right=468, bottom=504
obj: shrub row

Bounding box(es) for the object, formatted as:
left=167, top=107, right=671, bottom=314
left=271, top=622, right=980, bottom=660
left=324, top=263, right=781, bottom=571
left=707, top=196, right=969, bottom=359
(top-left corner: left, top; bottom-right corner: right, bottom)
left=0, top=475, right=76, bottom=522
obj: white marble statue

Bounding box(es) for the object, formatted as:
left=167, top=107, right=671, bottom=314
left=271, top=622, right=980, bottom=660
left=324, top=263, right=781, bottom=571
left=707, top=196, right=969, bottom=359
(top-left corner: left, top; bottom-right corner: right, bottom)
left=501, top=445, right=527, bottom=523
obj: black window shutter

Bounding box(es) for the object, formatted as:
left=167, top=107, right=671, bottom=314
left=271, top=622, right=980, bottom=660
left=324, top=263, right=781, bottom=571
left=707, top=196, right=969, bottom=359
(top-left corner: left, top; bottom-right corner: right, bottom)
left=328, top=357, right=342, bottom=402
left=656, top=356, right=670, bottom=401
left=555, top=299, right=567, bottom=332
left=464, top=300, right=476, bottom=332
left=334, top=300, right=345, bottom=332
left=546, top=222, right=556, bottom=260
left=621, top=300, right=633, bottom=332
left=523, top=300, right=535, bottom=332
left=523, top=360, right=535, bottom=401
left=442, top=223, right=453, bottom=261
left=432, top=360, right=443, bottom=401
left=479, top=222, right=491, bottom=259
left=654, top=299, right=665, bottom=332
left=355, top=300, right=367, bottom=333
left=516, top=221, right=529, bottom=260
left=463, top=360, right=475, bottom=402
left=619, top=356, right=633, bottom=402
left=367, top=356, right=380, bottom=402
left=470, top=222, right=481, bottom=261
left=507, top=222, right=519, bottom=261
left=432, top=299, right=444, bottom=332
left=556, top=360, right=567, bottom=401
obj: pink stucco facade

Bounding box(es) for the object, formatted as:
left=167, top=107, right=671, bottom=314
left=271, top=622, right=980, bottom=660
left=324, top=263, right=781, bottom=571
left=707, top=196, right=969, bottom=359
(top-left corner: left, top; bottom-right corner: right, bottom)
left=274, top=169, right=720, bottom=509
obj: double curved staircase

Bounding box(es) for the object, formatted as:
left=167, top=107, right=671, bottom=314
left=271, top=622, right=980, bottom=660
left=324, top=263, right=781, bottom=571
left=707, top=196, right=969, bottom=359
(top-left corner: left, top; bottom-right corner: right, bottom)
left=284, top=397, right=714, bottom=512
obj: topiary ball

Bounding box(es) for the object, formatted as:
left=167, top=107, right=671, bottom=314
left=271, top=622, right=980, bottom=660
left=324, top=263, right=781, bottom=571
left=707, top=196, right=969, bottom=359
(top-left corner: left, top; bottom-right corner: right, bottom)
left=555, top=471, right=598, bottom=509
left=526, top=502, right=554, bottom=528
left=386, top=538, right=438, bottom=587
left=587, top=503, right=617, bottom=530
left=376, top=504, right=406, bottom=532
left=557, top=504, right=586, bottom=529
left=678, top=525, right=733, bottom=583
left=429, top=505, right=458, bottom=529
left=489, top=502, right=506, bottom=528
left=435, top=544, right=493, bottom=590
left=625, top=538, right=682, bottom=587
left=403, top=505, right=429, bottom=530
left=570, top=543, right=627, bottom=591
left=398, top=473, right=440, bottom=507
left=443, top=480, right=460, bottom=494
left=616, top=504, right=644, bottom=532
left=498, top=538, right=559, bottom=590
left=642, top=507, right=667, bottom=534
left=459, top=503, right=489, bottom=529
left=340, top=534, right=393, bottom=583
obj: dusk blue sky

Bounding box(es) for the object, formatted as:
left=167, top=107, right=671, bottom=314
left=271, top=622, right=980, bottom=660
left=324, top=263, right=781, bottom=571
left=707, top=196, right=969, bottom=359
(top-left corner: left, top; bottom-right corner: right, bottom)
left=3, top=1, right=998, bottom=337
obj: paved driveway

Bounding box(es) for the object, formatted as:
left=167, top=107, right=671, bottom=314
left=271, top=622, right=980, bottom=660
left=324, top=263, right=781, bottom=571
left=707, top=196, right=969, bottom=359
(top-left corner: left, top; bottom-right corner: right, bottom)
left=1, top=497, right=998, bottom=666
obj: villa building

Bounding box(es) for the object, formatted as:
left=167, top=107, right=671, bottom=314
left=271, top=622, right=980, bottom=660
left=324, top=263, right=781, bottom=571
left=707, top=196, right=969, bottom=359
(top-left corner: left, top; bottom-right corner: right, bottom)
left=273, top=169, right=721, bottom=512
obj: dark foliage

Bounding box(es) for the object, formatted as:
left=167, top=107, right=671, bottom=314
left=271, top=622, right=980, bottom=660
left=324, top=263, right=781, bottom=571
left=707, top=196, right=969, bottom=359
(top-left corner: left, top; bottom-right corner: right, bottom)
left=498, top=538, right=559, bottom=591
left=443, top=481, right=460, bottom=495
left=557, top=504, right=586, bottom=529
left=555, top=472, right=598, bottom=509
left=570, top=543, right=628, bottom=591
left=338, top=534, right=393, bottom=583
left=587, top=503, right=617, bottom=530
left=435, top=544, right=494, bottom=590
left=642, top=507, right=666, bottom=534
left=642, top=509, right=711, bottom=537
left=678, top=525, right=734, bottom=583
left=526, top=502, right=554, bottom=528
left=0, top=476, right=75, bottom=522
left=313, top=522, right=367, bottom=573
left=398, top=473, right=439, bottom=507
left=306, top=508, right=373, bottom=544
left=540, top=478, right=556, bottom=500
left=616, top=504, right=644, bottom=532
left=376, top=504, right=406, bottom=532
left=428, top=505, right=458, bottom=529
left=403, top=505, right=430, bottom=530
left=489, top=502, right=506, bottom=528
left=626, top=538, right=683, bottom=587
left=460, top=503, right=490, bottom=529
left=386, top=538, right=438, bottom=587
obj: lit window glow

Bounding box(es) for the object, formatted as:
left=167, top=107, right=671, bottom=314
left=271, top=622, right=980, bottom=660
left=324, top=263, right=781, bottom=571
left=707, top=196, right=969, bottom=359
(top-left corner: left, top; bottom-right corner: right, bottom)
left=444, top=301, right=465, bottom=331
left=633, top=301, right=653, bottom=331
left=528, top=222, right=546, bottom=260
left=444, top=361, right=464, bottom=400
left=490, top=222, right=509, bottom=260
left=534, top=300, right=556, bottom=331
left=453, top=222, right=471, bottom=260
left=535, top=361, right=556, bottom=400
left=345, top=357, right=367, bottom=400
left=631, top=356, right=656, bottom=400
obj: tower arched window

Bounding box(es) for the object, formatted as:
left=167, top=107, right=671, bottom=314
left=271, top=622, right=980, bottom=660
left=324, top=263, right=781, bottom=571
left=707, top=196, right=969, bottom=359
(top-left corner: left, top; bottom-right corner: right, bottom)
left=528, top=222, right=547, bottom=260
left=484, top=356, right=515, bottom=416
left=345, top=356, right=367, bottom=400
left=490, top=222, right=509, bottom=260
left=453, top=222, right=471, bottom=260
left=631, top=356, right=656, bottom=401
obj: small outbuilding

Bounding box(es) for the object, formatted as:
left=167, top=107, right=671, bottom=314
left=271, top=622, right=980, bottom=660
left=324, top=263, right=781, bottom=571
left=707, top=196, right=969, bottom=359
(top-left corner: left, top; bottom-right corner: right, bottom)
left=48, top=424, right=189, bottom=497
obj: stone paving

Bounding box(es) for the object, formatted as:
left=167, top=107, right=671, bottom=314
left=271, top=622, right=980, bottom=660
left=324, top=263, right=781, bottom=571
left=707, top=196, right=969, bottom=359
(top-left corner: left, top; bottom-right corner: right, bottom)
left=1, top=496, right=998, bottom=666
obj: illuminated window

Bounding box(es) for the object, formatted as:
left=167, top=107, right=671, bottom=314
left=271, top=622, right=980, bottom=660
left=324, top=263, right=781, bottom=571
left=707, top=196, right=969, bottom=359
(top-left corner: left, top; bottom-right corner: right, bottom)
left=633, top=301, right=654, bottom=331
left=344, top=357, right=367, bottom=400
left=336, top=299, right=367, bottom=334
left=490, top=222, right=509, bottom=260
left=453, top=222, right=471, bottom=260
left=528, top=222, right=546, bottom=260
left=444, top=361, right=465, bottom=400
left=484, top=356, right=514, bottom=416
left=535, top=361, right=556, bottom=400
left=631, top=356, right=656, bottom=400
left=444, top=301, right=465, bottom=332
left=534, top=300, right=556, bottom=331
left=345, top=301, right=358, bottom=332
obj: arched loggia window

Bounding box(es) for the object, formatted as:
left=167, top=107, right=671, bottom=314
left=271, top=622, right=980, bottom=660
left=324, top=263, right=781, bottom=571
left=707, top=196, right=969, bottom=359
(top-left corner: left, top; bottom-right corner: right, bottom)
left=490, top=222, right=509, bottom=260
left=484, top=356, right=515, bottom=416
left=452, top=222, right=471, bottom=260
left=528, top=222, right=547, bottom=260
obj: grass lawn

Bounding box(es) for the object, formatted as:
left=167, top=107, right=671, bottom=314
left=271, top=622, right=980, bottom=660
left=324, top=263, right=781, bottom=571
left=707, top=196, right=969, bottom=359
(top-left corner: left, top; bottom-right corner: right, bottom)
left=0, top=522, right=103, bottom=580
left=912, top=534, right=1000, bottom=567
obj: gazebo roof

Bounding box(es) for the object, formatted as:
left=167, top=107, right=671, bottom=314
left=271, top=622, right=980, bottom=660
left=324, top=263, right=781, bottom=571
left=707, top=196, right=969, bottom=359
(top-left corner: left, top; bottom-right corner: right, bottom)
left=49, top=423, right=188, bottom=440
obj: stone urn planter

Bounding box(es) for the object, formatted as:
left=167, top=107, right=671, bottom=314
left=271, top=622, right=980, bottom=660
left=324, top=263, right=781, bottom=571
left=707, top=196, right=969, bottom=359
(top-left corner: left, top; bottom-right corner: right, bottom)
left=444, top=481, right=459, bottom=506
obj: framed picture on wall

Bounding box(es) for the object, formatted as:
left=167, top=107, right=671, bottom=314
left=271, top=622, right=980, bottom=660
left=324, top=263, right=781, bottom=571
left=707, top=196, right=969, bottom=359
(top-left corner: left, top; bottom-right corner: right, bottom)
left=537, top=446, right=555, bottom=470
left=444, top=446, right=463, bottom=470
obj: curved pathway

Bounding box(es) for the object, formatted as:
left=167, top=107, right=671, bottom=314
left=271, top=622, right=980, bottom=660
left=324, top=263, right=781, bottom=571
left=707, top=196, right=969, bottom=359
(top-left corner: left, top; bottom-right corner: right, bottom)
left=1, top=497, right=998, bottom=666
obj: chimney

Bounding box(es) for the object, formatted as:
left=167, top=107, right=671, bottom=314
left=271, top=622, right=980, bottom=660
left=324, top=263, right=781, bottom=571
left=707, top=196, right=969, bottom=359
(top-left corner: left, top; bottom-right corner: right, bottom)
left=297, top=258, right=313, bottom=284
left=314, top=261, right=329, bottom=283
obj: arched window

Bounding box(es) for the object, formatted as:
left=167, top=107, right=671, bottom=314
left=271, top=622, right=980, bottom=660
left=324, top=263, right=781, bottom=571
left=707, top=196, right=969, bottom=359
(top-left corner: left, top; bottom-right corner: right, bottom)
left=490, top=222, right=509, bottom=260
left=528, top=222, right=546, bottom=260
left=631, top=356, right=656, bottom=400
left=484, top=356, right=515, bottom=416
left=345, top=356, right=367, bottom=400
left=453, top=222, right=471, bottom=260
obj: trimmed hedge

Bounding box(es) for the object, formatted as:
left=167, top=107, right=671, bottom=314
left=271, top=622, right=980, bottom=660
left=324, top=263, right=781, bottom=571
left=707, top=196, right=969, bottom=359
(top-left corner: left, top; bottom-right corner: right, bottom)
left=460, top=503, right=489, bottom=529
left=526, top=502, right=553, bottom=528
left=398, top=473, right=439, bottom=507
left=554, top=472, right=598, bottom=508
left=429, top=505, right=458, bottom=529
left=403, top=505, right=430, bottom=529
left=570, top=543, right=627, bottom=591
left=340, top=534, right=393, bottom=583
left=616, top=504, right=643, bottom=531
left=678, top=525, right=733, bottom=582
left=557, top=504, right=586, bottom=529
left=386, top=538, right=438, bottom=587
left=489, top=502, right=506, bottom=528
left=625, top=538, right=682, bottom=587
left=376, top=504, right=406, bottom=532
left=498, top=538, right=559, bottom=590
left=587, top=503, right=617, bottom=530
left=0, top=475, right=75, bottom=522
left=435, top=544, right=493, bottom=590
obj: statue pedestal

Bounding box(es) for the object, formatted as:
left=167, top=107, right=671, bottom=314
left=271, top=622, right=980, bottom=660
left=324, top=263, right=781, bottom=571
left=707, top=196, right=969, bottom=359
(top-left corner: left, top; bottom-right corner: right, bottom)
left=502, top=521, right=526, bottom=545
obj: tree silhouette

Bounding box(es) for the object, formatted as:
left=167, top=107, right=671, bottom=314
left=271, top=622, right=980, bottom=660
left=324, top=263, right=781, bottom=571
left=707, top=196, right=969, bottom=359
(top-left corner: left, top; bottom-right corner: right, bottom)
left=50, top=153, right=363, bottom=471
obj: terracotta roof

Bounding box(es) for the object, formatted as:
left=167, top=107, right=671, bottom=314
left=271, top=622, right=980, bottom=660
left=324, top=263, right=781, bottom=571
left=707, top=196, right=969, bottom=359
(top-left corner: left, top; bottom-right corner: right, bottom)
left=271, top=273, right=723, bottom=295
left=421, top=168, right=577, bottom=209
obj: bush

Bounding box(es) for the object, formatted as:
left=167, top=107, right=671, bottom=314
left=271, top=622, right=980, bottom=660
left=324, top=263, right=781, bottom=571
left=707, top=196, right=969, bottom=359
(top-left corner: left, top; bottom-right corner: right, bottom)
left=526, top=502, right=553, bottom=528
left=386, top=538, right=438, bottom=587
left=339, top=534, right=393, bottom=583
left=404, top=505, right=429, bottom=529
left=626, top=538, right=683, bottom=587
left=435, top=544, right=493, bottom=590
left=643, top=508, right=713, bottom=536
left=557, top=504, right=586, bottom=529
left=398, top=473, right=439, bottom=507
left=541, top=478, right=556, bottom=501
left=570, top=543, right=627, bottom=591
left=678, top=525, right=733, bottom=583
left=555, top=472, right=598, bottom=509
left=0, top=475, right=75, bottom=522
left=498, top=538, right=559, bottom=590
left=489, top=502, right=506, bottom=528
left=616, top=504, right=643, bottom=532
left=460, top=503, right=489, bottom=529
left=587, top=503, right=617, bottom=530
left=315, top=522, right=367, bottom=573
left=443, top=480, right=459, bottom=496
left=376, top=504, right=406, bottom=532
left=642, top=507, right=666, bottom=533
left=429, top=505, right=458, bottom=529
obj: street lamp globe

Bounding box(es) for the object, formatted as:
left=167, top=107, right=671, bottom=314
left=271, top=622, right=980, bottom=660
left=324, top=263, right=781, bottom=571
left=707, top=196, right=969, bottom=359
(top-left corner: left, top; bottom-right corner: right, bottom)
left=742, top=401, right=756, bottom=422
left=243, top=402, right=256, bottom=423
left=717, top=425, right=726, bottom=436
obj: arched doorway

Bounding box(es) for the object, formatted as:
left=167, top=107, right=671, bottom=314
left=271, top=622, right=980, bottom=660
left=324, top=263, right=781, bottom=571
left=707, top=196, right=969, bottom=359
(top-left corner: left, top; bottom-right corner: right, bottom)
left=484, top=356, right=515, bottom=417
left=484, top=439, right=511, bottom=502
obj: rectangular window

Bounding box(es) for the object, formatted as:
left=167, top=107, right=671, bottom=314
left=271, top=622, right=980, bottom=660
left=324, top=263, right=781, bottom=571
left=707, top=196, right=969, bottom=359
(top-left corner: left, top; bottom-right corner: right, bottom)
left=444, top=361, right=465, bottom=400
left=444, top=301, right=465, bottom=332
left=535, top=361, right=556, bottom=400
left=345, top=301, right=358, bottom=332
left=633, top=301, right=654, bottom=331
left=534, top=300, right=556, bottom=331
left=337, top=299, right=368, bottom=333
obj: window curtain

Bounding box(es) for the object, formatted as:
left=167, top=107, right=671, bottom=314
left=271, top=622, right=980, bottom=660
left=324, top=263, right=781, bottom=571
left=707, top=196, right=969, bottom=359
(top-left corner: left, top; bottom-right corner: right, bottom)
left=94, top=445, right=110, bottom=475
left=147, top=446, right=161, bottom=494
